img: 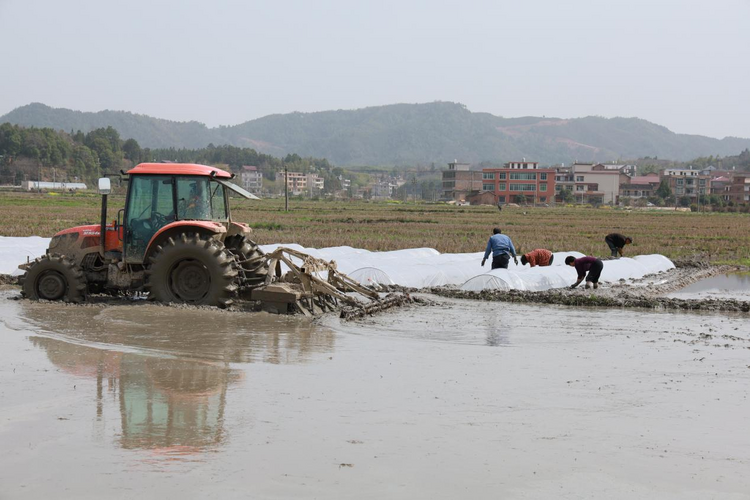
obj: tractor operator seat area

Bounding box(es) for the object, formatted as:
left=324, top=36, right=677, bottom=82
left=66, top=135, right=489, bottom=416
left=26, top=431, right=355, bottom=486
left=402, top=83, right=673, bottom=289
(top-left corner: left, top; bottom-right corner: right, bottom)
left=125, top=175, right=228, bottom=262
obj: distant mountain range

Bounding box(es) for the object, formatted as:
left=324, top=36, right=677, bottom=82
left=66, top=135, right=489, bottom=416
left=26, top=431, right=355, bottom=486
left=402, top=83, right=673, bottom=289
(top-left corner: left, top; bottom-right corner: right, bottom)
left=3, top=102, right=749, bottom=166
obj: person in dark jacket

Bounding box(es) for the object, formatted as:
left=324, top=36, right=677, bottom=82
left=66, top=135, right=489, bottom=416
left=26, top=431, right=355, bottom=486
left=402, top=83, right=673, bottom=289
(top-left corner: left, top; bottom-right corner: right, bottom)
left=481, top=228, right=518, bottom=269
left=605, top=233, right=632, bottom=258
left=565, top=255, right=603, bottom=289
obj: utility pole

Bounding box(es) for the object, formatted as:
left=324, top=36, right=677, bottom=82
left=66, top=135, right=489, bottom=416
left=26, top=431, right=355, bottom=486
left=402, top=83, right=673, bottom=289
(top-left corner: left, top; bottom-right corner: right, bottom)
left=284, top=165, right=289, bottom=212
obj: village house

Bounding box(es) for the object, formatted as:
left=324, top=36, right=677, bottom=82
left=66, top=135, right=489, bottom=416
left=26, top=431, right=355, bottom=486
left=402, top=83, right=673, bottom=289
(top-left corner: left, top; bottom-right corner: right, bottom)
left=660, top=168, right=711, bottom=202
left=441, top=161, right=483, bottom=201
left=727, top=175, right=750, bottom=204
left=555, top=162, right=624, bottom=205
left=619, top=173, right=661, bottom=200
left=240, top=166, right=263, bottom=195
left=481, top=160, right=555, bottom=205
left=276, top=171, right=324, bottom=195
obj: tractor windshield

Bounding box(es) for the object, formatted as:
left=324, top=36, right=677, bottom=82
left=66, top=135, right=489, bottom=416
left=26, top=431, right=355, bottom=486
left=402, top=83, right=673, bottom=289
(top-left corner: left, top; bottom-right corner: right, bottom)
left=176, top=177, right=227, bottom=221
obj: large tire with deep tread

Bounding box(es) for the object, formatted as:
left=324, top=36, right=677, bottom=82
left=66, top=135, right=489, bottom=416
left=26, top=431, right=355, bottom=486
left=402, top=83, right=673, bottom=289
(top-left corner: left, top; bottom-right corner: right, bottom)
left=224, top=234, right=268, bottom=288
left=21, top=254, right=86, bottom=303
left=145, top=234, right=238, bottom=308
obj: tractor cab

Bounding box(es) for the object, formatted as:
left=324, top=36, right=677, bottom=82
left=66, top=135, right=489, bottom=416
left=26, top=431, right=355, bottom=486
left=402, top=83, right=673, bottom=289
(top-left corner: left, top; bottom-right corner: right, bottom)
left=122, top=163, right=258, bottom=264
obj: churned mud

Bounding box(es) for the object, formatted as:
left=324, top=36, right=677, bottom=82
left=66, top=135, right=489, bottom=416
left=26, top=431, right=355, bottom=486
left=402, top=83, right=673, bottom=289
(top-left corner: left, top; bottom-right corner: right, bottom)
left=2, top=290, right=750, bottom=498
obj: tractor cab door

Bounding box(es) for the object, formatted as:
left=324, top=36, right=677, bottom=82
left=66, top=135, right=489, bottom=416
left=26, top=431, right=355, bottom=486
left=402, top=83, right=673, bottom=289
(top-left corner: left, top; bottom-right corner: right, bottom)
left=124, top=175, right=175, bottom=263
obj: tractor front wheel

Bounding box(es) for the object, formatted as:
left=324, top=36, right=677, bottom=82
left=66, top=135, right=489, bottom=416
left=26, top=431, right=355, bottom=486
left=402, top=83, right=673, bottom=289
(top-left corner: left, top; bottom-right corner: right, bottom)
left=21, top=254, right=86, bottom=303
left=145, top=234, right=238, bottom=308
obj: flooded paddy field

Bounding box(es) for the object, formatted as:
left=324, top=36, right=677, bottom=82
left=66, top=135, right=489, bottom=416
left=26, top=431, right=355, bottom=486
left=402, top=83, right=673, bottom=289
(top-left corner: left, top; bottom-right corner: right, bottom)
left=1, top=288, right=750, bottom=498
left=668, top=273, right=750, bottom=301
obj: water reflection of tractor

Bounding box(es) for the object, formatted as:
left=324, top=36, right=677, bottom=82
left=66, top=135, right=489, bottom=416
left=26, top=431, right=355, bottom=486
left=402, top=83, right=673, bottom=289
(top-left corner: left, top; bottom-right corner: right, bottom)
left=19, top=163, right=400, bottom=314
left=31, top=336, right=236, bottom=452
left=120, top=356, right=237, bottom=452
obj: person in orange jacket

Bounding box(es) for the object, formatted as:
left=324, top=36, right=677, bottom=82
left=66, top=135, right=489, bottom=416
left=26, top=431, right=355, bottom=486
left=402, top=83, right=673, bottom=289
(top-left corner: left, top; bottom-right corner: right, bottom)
left=520, top=248, right=554, bottom=267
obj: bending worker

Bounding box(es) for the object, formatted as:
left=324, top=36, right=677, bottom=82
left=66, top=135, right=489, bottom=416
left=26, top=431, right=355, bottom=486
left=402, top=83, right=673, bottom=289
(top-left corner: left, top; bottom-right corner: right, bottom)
left=481, top=228, right=518, bottom=269
left=565, top=255, right=604, bottom=289
left=605, top=232, right=632, bottom=258
left=520, top=248, right=554, bottom=267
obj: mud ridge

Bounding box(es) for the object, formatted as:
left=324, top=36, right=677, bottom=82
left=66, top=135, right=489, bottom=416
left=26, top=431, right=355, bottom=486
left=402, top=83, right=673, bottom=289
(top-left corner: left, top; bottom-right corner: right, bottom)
left=426, top=264, right=750, bottom=313
left=0, top=274, right=18, bottom=286
left=429, top=287, right=750, bottom=314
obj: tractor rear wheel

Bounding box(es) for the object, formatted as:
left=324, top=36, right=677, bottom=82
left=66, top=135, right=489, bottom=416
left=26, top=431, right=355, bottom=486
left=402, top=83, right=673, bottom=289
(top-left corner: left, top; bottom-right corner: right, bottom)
left=145, top=234, right=238, bottom=308
left=224, top=234, right=268, bottom=288
left=21, top=254, right=86, bottom=303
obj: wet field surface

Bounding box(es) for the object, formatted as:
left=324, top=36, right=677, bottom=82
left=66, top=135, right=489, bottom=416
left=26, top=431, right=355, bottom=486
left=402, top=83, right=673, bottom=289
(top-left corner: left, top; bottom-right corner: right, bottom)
left=1, top=289, right=750, bottom=498
left=668, top=273, right=750, bottom=301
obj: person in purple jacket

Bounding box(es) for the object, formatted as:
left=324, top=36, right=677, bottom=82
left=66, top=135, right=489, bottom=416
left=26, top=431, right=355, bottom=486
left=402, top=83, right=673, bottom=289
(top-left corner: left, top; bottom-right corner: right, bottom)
left=565, top=255, right=604, bottom=289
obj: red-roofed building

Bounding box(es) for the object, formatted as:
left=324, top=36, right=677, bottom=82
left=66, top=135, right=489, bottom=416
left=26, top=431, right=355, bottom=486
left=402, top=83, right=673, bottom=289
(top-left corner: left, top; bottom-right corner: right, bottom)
left=619, top=173, right=661, bottom=200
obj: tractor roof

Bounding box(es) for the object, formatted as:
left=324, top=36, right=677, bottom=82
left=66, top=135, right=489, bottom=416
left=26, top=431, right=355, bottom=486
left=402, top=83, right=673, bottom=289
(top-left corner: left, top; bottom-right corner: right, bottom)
left=127, top=163, right=233, bottom=178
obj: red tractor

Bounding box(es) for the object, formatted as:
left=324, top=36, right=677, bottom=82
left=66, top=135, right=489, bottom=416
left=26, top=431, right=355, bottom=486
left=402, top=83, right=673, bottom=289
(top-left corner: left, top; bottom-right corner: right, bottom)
left=20, top=163, right=267, bottom=308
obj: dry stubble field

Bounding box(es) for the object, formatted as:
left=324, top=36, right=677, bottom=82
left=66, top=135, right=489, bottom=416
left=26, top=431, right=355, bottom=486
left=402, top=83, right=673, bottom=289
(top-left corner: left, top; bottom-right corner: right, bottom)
left=1, top=192, right=749, bottom=265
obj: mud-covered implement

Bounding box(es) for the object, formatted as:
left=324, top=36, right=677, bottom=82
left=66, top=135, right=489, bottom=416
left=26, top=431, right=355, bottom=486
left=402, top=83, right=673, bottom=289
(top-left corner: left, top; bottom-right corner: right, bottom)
left=248, top=247, right=409, bottom=316
left=19, top=163, right=410, bottom=317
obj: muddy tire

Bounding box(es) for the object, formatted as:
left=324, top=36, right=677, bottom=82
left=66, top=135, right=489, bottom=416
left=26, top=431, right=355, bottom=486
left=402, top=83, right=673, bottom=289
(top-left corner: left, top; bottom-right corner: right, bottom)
left=145, top=234, right=237, bottom=308
left=20, top=254, right=86, bottom=303
left=224, top=234, right=268, bottom=288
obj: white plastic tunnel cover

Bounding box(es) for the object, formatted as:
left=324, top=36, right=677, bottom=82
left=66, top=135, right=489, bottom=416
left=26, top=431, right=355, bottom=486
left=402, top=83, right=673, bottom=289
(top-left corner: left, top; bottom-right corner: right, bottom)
left=1, top=237, right=675, bottom=292
left=460, top=254, right=675, bottom=292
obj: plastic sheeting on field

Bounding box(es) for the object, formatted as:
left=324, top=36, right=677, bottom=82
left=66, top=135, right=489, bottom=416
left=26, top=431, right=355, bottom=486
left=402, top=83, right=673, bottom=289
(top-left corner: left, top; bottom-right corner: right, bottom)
left=460, top=255, right=675, bottom=292
left=257, top=244, right=674, bottom=292
left=0, top=236, right=675, bottom=292
left=0, top=236, right=51, bottom=275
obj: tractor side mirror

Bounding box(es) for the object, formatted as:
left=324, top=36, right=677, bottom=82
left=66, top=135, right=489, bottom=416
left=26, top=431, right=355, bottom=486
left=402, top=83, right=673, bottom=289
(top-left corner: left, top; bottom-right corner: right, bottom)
left=98, top=177, right=111, bottom=195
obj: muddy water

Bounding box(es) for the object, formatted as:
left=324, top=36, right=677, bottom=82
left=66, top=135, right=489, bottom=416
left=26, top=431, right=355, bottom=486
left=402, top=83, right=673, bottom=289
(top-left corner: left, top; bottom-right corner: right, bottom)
left=1, top=290, right=750, bottom=499
left=668, top=273, right=750, bottom=301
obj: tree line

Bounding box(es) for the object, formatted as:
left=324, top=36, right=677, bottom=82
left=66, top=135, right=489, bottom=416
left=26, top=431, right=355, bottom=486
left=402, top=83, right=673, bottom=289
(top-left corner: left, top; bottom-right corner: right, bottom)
left=0, top=123, right=345, bottom=191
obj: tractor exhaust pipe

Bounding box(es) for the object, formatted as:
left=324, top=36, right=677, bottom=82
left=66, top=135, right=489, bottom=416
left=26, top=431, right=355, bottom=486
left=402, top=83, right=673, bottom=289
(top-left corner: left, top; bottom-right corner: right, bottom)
left=98, top=178, right=111, bottom=256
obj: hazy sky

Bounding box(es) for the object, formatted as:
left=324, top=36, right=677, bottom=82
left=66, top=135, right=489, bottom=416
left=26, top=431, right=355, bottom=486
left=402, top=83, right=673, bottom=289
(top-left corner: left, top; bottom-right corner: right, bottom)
left=1, top=0, right=748, bottom=138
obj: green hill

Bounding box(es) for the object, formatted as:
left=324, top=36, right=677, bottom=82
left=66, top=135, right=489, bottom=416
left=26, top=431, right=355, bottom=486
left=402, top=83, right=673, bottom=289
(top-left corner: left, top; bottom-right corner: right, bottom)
left=3, top=102, right=749, bottom=165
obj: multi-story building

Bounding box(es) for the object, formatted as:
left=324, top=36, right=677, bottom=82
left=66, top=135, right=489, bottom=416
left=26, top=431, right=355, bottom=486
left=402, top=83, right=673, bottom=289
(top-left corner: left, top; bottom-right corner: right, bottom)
left=276, top=171, right=324, bottom=194
left=660, top=169, right=711, bottom=201
left=441, top=161, right=482, bottom=201
left=554, top=166, right=575, bottom=197
left=727, top=176, right=750, bottom=204
left=371, top=181, right=398, bottom=199
left=593, top=163, right=637, bottom=176
left=481, top=161, right=555, bottom=204
left=309, top=174, right=325, bottom=191
left=240, top=166, right=263, bottom=195
left=554, top=163, right=624, bottom=204
left=710, top=176, right=732, bottom=199
left=619, top=173, right=660, bottom=200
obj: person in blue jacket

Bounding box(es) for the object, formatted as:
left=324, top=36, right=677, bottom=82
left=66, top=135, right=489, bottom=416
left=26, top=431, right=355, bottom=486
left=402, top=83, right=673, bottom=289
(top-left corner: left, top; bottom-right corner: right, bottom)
left=481, top=227, right=518, bottom=269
